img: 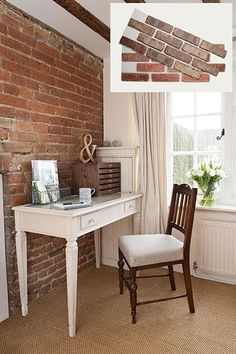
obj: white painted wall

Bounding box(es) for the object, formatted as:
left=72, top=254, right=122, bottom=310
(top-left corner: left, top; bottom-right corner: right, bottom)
left=103, top=58, right=138, bottom=147
left=0, top=174, right=9, bottom=322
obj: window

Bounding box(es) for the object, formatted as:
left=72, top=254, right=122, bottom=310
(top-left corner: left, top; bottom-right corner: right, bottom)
left=167, top=91, right=223, bottom=182
left=166, top=90, right=235, bottom=206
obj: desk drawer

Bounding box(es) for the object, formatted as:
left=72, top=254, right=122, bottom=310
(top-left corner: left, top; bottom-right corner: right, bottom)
left=81, top=213, right=99, bottom=230
left=80, top=203, right=124, bottom=231
left=124, top=200, right=137, bottom=214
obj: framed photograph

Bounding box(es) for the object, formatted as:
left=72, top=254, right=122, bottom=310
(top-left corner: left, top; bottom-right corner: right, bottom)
left=31, top=160, right=60, bottom=204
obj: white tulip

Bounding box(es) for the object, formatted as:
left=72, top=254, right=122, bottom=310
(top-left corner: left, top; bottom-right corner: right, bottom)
left=196, top=170, right=204, bottom=177
left=209, top=169, right=216, bottom=177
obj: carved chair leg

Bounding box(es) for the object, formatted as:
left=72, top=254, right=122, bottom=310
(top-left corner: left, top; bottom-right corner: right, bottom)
left=118, top=249, right=125, bottom=295
left=182, top=259, right=195, bottom=313
left=130, top=268, right=137, bottom=324
left=168, top=265, right=176, bottom=291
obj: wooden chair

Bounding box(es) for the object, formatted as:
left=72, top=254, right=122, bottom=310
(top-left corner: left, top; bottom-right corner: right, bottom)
left=118, top=183, right=197, bottom=324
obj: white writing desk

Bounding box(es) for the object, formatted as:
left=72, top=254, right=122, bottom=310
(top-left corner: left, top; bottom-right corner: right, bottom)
left=13, top=193, right=142, bottom=337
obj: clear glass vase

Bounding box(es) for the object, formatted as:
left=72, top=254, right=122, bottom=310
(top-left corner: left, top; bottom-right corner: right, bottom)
left=200, top=191, right=216, bottom=207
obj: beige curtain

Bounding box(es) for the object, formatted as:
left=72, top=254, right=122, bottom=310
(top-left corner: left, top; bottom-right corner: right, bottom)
left=132, top=93, right=167, bottom=234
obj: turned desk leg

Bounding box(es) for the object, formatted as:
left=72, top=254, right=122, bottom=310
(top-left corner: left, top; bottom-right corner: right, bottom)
left=94, top=229, right=101, bottom=269
left=66, top=239, right=78, bottom=337
left=15, top=231, right=28, bottom=316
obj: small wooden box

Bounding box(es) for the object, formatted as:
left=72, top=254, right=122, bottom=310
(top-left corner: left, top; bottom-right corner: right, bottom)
left=72, top=162, right=121, bottom=196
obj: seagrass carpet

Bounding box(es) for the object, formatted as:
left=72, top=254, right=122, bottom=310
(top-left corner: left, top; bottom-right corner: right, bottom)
left=1, top=265, right=236, bottom=354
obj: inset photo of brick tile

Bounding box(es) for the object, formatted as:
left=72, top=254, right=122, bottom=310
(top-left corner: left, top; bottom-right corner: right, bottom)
left=111, top=4, right=232, bottom=92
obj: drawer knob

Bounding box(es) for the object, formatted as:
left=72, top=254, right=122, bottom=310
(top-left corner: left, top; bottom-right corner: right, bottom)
left=129, top=205, right=133, bottom=209
left=88, top=218, right=95, bottom=225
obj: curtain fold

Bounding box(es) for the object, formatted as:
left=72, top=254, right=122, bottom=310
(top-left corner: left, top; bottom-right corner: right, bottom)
left=132, top=93, right=167, bottom=234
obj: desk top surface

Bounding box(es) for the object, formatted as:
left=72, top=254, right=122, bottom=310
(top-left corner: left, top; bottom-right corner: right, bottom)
left=12, top=193, right=142, bottom=217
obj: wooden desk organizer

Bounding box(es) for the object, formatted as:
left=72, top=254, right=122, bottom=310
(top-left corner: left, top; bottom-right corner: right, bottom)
left=72, top=162, right=121, bottom=196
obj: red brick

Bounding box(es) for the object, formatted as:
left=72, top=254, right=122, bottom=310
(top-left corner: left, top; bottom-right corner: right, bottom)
left=0, top=94, right=27, bottom=109
left=0, top=70, right=10, bottom=82
left=57, top=59, right=75, bottom=75
left=50, top=66, right=70, bottom=81
left=32, top=123, right=48, bottom=133
left=37, top=41, right=60, bottom=59
left=31, top=112, right=50, bottom=124
left=164, top=46, right=192, bottom=64
left=27, top=101, right=55, bottom=115
left=1, top=36, right=31, bottom=56
left=0, top=106, right=15, bottom=117
left=20, top=87, right=34, bottom=100
left=13, top=120, right=32, bottom=132
left=10, top=74, right=26, bottom=87
left=8, top=26, right=36, bottom=47
left=3, top=83, right=20, bottom=96
left=33, top=260, right=53, bottom=273
left=192, top=58, right=219, bottom=76
left=173, top=28, right=200, bottom=46
left=32, top=48, right=55, bottom=65
left=35, top=92, right=59, bottom=106
left=6, top=173, right=26, bottom=184
left=137, top=63, right=165, bottom=72
left=174, top=61, right=201, bottom=79
left=2, top=13, right=19, bottom=29
left=210, top=63, right=225, bottom=72
left=79, top=63, right=100, bottom=78
left=122, top=73, right=149, bottom=81
left=145, top=16, right=173, bottom=33
left=146, top=48, right=174, bottom=67
left=15, top=109, right=31, bottom=121
left=0, top=130, right=8, bottom=140
left=31, top=70, right=55, bottom=86
left=152, top=73, right=180, bottom=82
left=182, top=43, right=210, bottom=62
left=55, top=78, right=76, bottom=92
left=122, top=53, right=150, bottom=62
left=120, top=36, right=147, bottom=55
left=155, top=30, right=182, bottom=49
left=128, top=18, right=155, bottom=36
left=199, top=40, right=227, bottom=58
left=182, top=73, right=210, bottom=82
left=9, top=131, right=37, bottom=143
left=0, top=22, right=7, bottom=35
left=2, top=60, right=31, bottom=78
left=137, top=33, right=164, bottom=52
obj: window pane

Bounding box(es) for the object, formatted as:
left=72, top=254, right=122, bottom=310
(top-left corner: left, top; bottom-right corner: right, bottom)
left=197, top=115, right=221, bottom=151
left=197, top=154, right=222, bottom=164
left=171, top=93, right=194, bottom=117
left=173, top=155, right=193, bottom=185
left=196, top=93, right=222, bottom=114
left=173, top=118, right=194, bottom=151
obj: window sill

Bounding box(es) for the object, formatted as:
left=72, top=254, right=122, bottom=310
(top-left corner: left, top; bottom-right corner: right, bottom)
left=196, top=204, right=236, bottom=213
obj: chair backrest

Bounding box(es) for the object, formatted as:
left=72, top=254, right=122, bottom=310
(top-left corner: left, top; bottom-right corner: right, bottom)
left=166, top=184, right=197, bottom=254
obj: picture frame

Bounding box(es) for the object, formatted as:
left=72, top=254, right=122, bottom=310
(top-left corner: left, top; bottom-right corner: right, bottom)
left=31, top=160, right=60, bottom=204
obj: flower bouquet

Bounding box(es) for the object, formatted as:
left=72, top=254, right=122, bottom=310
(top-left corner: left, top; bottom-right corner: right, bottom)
left=186, top=161, right=227, bottom=207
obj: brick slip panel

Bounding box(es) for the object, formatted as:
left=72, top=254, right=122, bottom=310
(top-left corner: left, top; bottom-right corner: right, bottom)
left=120, top=9, right=226, bottom=82
left=0, top=0, right=103, bottom=312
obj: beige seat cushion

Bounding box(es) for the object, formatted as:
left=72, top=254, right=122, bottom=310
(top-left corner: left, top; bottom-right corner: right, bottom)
left=119, top=234, right=183, bottom=267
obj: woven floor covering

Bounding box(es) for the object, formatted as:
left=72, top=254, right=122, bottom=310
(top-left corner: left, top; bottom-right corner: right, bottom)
left=1, top=265, right=236, bottom=354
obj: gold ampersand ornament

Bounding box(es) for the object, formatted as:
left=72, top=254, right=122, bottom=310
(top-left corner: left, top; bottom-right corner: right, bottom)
left=79, top=134, right=97, bottom=164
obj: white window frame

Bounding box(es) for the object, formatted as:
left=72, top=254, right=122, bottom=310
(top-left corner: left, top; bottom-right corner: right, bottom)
left=166, top=92, right=236, bottom=205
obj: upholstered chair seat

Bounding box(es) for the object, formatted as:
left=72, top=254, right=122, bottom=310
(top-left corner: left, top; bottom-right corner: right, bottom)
left=119, top=234, right=183, bottom=267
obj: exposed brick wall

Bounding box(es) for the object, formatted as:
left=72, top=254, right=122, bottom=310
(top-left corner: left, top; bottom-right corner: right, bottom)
left=0, top=1, right=103, bottom=312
